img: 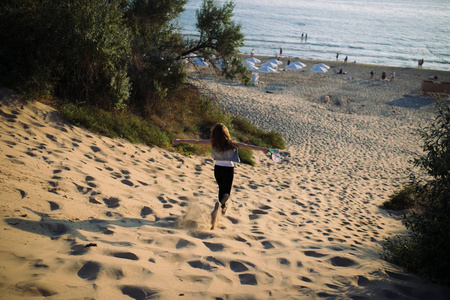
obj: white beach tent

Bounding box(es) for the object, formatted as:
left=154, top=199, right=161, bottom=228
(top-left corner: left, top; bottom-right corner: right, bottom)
left=285, top=63, right=303, bottom=70
left=268, top=59, right=283, bottom=66
left=258, top=66, right=277, bottom=73
left=262, top=61, right=278, bottom=68
left=244, top=57, right=261, bottom=64
left=243, top=60, right=255, bottom=66
left=315, top=63, right=330, bottom=69
left=293, top=61, right=306, bottom=67
left=247, top=64, right=259, bottom=71
left=310, top=63, right=329, bottom=73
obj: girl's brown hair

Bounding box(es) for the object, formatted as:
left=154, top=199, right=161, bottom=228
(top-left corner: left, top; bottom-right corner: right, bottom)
left=210, top=123, right=237, bottom=151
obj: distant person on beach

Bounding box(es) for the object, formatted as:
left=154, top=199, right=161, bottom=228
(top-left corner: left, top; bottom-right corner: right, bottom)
left=336, top=53, right=339, bottom=60
left=418, top=58, right=424, bottom=67
left=381, top=71, right=387, bottom=80
left=251, top=49, right=255, bottom=57
left=370, top=69, right=374, bottom=79
left=344, top=56, right=348, bottom=63
left=279, top=48, right=283, bottom=59
left=172, top=123, right=269, bottom=229
left=287, top=59, right=291, bottom=65
left=390, top=71, right=395, bottom=81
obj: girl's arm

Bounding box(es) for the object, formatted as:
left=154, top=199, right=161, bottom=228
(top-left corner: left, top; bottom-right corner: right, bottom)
left=236, top=142, right=269, bottom=153
left=172, top=139, right=212, bottom=146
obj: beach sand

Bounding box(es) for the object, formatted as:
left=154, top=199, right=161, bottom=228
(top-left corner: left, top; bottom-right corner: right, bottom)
left=1, top=58, right=450, bottom=299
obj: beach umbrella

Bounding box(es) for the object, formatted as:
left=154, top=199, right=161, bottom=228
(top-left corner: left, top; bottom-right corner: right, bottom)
left=244, top=57, right=261, bottom=64
left=258, top=66, right=277, bottom=73
left=268, top=59, right=283, bottom=66
left=285, top=63, right=302, bottom=70
left=243, top=60, right=255, bottom=66
left=262, top=61, right=278, bottom=68
left=247, top=64, right=259, bottom=71
left=293, top=61, right=306, bottom=67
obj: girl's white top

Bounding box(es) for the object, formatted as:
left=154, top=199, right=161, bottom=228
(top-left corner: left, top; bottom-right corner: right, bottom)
left=212, top=148, right=239, bottom=167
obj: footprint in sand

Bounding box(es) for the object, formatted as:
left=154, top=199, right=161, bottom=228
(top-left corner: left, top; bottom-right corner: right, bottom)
left=230, top=261, right=249, bottom=272
left=176, top=238, right=196, bottom=249
left=103, top=197, right=120, bottom=208
left=69, top=243, right=91, bottom=255
left=277, top=258, right=291, bottom=267
left=85, top=176, right=97, bottom=188
left=329, top=256, right=357, bottom=267
left=46, top=134, right=57, bottom=143
left=112, top=252, right=139, bottom=261
left=300, top=276, right=313, bottom=283
left=90, top=146, right=101, bottom=153
left=239, top=273, right=257, bottom=285
left=77, top=261, right=100, bottom=281
left=188, top=260, right=215, bottom=271
left=121, top=286, right=159, bottom=300
left=121, top=179, right=134, bottom=187
left=203, top=241, right=225, bottom=252
left=48, top=201, right=59, bottom=211
left=140, top=206, right=153, bottom=218
left=262, top=241, right=275, bottom=249
left=304, top=250, right=327, bottom=258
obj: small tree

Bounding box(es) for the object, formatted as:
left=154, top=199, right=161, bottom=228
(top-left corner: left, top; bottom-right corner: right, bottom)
left=182, top=0, right=249, bottom=84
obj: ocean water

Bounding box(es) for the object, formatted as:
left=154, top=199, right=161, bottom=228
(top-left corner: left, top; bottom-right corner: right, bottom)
left=177, top=0, right=450, bottom=71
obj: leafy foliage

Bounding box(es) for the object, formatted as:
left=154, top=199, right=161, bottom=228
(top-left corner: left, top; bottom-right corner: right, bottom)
left=183, top=0, right=250, bottom=84
left=0, top=0, right=131, bottom=108
left=381, top=184, right=419, bottom=211
left=382, top=99, right=450, bottom=285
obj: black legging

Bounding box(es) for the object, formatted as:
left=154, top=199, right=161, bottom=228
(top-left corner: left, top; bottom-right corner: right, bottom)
left=214, top=165, right=234, bottom=202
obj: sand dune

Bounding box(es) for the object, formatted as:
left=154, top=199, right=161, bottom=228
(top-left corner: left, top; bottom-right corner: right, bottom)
left=1, top=58, right=450, bottom=299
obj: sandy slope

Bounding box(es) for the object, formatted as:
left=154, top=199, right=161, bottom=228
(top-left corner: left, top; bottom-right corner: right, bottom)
left=1, top=58, right=450, bottom=300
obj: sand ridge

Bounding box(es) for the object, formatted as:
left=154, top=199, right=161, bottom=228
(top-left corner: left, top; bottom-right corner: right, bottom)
left=1, top=57, right=450, bottom=300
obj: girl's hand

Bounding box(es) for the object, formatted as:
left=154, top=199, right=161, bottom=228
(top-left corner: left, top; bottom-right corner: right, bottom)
left=263, top=147, right=269, bottom=154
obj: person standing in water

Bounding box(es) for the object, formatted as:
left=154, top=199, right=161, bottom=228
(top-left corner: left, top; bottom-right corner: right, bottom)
left=172, top=123, right=269, bottom=229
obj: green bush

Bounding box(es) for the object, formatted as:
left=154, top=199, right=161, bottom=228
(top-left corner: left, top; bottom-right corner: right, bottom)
left=238, top=149, right=255, bottom=166
left=382, top=184, right=418, bottom=211
left=59, top=102, right=170, bottom=148
left=382, top=99, right=450, bottom=285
